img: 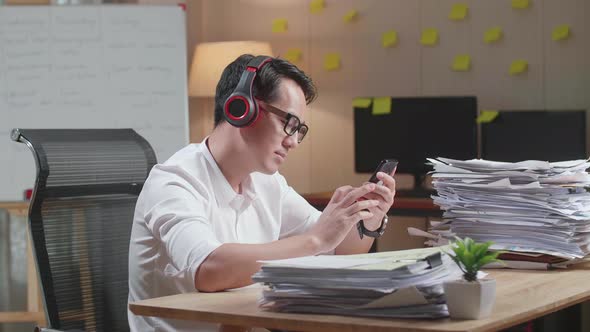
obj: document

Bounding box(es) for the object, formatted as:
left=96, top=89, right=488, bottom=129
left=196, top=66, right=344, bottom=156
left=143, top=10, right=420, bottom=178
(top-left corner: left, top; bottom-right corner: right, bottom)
left=420, top=157, right=590, bottom=266
left=253, top=247, right=463, bottom=318
left=258, top=255, right=389, bottom=269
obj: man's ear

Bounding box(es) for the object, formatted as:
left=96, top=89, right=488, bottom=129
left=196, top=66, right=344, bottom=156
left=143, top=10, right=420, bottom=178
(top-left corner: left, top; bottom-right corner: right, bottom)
left=250, top=105, right=263, bottom=125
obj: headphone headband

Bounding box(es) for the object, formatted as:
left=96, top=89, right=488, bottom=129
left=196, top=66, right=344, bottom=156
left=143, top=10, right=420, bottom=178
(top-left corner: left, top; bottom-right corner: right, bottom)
left=223, top=56, right=273, bottom=127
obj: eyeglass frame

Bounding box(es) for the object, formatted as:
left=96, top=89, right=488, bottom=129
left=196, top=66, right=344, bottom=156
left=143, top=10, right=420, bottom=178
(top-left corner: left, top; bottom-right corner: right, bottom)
left=256, top=100, right=309, bottom=143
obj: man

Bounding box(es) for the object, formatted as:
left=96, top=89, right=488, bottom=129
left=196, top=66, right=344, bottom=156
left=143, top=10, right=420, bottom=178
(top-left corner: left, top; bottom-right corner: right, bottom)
left=128, top=54, right=396, bottom=331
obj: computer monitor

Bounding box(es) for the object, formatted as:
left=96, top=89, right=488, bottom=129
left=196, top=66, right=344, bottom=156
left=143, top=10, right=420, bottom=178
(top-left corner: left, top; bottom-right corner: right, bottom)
left=354, top=96, right=478, bottom=189
left=481, top=110, right=587, bottom=162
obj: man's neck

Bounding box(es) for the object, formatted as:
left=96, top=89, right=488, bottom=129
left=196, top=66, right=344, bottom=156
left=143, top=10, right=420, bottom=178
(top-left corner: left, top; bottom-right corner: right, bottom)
left=207, top=126, right=251, bottom=193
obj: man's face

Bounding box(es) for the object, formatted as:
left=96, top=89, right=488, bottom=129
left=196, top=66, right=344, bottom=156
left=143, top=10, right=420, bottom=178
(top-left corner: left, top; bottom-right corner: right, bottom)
left=243, top=78, right=308, bottom=174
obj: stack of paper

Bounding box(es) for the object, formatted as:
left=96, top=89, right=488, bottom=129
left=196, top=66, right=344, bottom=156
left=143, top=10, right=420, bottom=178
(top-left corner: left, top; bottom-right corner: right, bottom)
left=427, top=157, right=590, bottom=267
left=252, top=247, right=463, bottom=319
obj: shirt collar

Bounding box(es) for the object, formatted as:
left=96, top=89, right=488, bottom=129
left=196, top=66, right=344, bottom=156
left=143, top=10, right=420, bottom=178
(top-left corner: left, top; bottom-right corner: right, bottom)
left=200, top=137, right=257, bottom=211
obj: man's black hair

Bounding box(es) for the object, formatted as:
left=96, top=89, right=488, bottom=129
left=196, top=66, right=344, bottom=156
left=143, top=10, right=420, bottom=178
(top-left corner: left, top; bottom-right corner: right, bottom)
left=213, top=54, right=317, bottom=127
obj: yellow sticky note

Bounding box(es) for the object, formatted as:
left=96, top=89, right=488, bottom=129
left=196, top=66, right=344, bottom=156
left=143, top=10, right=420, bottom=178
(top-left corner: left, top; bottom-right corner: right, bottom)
left=421, top=28, right=439, bottom=46
left=343, top=9, right=358, bottom=23
left=476, top=110, right=499, bottom=124
left=512, top=0, right=529, bottom=9
left=272, top=19, right=288, bottom=33
left=509, top=60, right=528, bottom=75
left=452, top=55, right=471, bottom=71
left=309, top=0, right=324, bottom=14
left=382, top=30, right=398, bottom=48
left=449, top=3, right=468, bottom=21
left=353, top=98, right=372, bottom=108
left=552, top=24, right=570, bottom=41
left=323, top=53, right=341, bottom=71
left=284, top=48, right=302, bottom=63
left=372, top=97, right=391, bottom=116
left=484, top=27, right=503, bottom=43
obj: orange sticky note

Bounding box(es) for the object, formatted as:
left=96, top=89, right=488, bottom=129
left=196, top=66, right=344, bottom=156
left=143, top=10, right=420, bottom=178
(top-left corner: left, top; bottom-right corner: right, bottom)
left=272, top=18, right=288, bottom=33
left=323, top=53, right=341, bottom=71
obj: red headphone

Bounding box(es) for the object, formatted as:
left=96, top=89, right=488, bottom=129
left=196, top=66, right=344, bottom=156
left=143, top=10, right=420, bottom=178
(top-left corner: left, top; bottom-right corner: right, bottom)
left=223, top=55, right=273, bottom=127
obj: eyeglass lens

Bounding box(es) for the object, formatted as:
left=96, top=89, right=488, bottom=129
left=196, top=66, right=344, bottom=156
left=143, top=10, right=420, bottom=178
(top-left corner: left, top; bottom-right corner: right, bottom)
left=285, top=116, right=307, bottom=143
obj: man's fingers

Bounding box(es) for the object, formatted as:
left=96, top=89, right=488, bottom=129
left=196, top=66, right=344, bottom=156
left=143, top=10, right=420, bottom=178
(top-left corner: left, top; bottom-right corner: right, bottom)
left=340, top=183, right=376, bottom=207
left=330, top=185, right=354, bottom=204
left=360, top=184, right=394, bottom=207
left=370, top=185, right=395, bottom=204
left=362, top=192, right=381, bottom=201
left=376, top=172, right=396, bottom=192
left=350, top=210, right=374, bottom=223
left=344, top=199, right=379, bottom=216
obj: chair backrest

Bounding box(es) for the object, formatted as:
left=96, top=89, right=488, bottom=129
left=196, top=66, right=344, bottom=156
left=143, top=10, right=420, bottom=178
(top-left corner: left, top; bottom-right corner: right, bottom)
left=11, top=129, right=157, bottom=332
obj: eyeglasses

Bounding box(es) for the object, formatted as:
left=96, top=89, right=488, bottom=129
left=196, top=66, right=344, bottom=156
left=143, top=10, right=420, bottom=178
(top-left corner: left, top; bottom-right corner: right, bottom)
left=259, top=102, right=309, bottom=143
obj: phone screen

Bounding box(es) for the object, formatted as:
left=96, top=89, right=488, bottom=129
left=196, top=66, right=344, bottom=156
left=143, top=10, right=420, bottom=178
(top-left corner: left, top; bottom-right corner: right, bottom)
left=369, top=159, right=398, bottom=184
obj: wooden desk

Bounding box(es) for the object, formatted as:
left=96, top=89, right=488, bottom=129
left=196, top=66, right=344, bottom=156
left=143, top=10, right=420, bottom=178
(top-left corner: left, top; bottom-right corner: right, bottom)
left=129, top=262, right=590, bottom=332
left=302, top=191, right=442, bottom=218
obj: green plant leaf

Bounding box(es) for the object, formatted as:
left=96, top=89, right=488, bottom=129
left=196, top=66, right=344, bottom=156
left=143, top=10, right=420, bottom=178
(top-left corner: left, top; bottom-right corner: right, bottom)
left=452, top=242, right=466, bottom=263
left=465, top=237, right=474, bottom=252
left=463, top=251, right=475, bottom=270
left=454, top=237, right=466, bottom=252
left=475, top=253, right=500, bottom=270
left=473, top=242, right=490, bottom=261
left=447, top=237, right=502, bottom=281
left=454, top=238, right=467, bottom=260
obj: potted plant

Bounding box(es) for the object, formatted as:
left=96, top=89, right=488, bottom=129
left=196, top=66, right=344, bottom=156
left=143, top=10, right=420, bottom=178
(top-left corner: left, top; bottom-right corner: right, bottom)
left=443, top=237, right=501, bottom=319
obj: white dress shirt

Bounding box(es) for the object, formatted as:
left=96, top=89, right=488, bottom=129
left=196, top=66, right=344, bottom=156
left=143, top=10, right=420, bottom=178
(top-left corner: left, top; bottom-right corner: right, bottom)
left=128, top=139, right=322, bottom=332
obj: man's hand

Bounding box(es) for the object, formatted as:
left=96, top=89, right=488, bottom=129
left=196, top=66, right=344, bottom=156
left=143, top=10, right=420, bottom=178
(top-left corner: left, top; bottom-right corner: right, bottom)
left=358, top=171, right=396, bottom=230
left=306, top=183, right=380, bottom=253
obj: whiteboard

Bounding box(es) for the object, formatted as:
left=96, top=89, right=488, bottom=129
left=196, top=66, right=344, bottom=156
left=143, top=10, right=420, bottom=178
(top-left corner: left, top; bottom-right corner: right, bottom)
left=0, top=5, right=189, bottom=201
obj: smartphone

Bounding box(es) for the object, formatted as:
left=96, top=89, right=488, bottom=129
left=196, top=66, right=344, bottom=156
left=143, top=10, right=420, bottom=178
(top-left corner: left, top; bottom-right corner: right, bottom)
left=368, top=159, right=398, bottom=184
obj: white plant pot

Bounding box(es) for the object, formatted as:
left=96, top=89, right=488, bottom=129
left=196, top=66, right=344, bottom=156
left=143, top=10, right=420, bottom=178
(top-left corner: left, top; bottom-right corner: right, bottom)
left=443, top=278, right=496, bottom=319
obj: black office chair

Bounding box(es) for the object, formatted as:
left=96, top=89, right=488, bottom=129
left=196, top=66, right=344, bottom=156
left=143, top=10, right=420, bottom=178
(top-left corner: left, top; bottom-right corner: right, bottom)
left=11, top=129, right=157, bottom=332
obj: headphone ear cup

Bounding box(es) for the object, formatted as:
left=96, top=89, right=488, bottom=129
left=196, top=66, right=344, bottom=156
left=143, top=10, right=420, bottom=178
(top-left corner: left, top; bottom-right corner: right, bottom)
left=223, top=56, right=271, bottom=127
left=224, top=93, right=258, bottom=127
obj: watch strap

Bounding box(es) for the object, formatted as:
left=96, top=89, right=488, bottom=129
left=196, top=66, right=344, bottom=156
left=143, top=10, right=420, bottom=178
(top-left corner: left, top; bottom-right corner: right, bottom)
left=357, top=215, right=389, bottom=239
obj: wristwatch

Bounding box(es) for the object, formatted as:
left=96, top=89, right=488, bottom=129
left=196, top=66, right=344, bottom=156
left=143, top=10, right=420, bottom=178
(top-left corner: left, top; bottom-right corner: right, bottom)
left=356, top=215, right=389, bottom=239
